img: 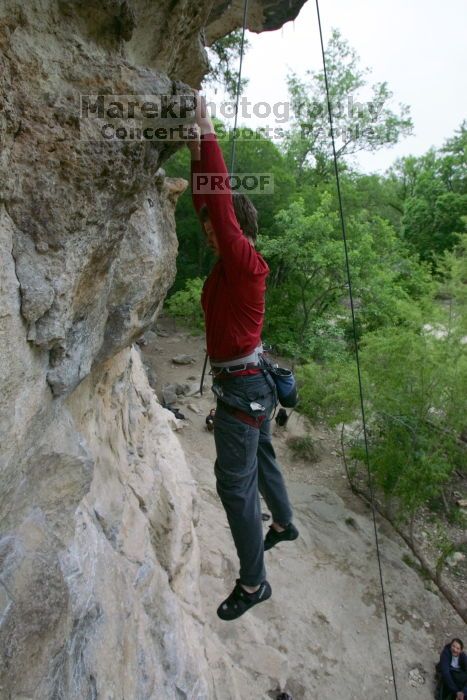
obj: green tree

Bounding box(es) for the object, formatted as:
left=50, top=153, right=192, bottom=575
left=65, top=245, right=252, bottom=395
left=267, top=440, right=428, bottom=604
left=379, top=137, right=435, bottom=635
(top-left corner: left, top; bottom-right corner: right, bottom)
left=284, top=29, right=413, bottom=177
left=204, top=30, right=250, bottom=98
left=297, top=237, right=467, bottom=517
left=260, top=194, right=430, bottom=359
left=165, top=277, right=205, bottom=329
left=439, top=121, right=467, bottom=194
left=392, top=123, right=467, bottom=262
left=260, top=195, right=345, bottom=357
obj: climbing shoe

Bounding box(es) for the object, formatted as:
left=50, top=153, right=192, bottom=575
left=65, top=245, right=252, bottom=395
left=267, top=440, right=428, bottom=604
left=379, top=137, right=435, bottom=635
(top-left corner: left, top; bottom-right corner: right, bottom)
left=217, top=579, right=272, bottom=621
left=264, top=522, right=299, bottom=551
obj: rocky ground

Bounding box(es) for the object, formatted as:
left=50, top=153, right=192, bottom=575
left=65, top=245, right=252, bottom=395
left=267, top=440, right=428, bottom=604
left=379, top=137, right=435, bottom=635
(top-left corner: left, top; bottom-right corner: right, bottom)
left=139, top=318, right=466, bottom=700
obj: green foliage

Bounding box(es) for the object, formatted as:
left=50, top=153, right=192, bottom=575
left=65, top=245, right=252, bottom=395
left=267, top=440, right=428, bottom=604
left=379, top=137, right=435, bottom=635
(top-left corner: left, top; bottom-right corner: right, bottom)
left=340, top=172, right=404, bottom=231
left=435, top=234, right=467, bottom=338
left=296, top=359, right=360, bottom=426
left=286, top=435, right=319, bottom=463
left=260, top=194, right=344, bottom=358
left=222, top=135, right=297, bottom=234
left=284, top=28, right=413, bottom=176
left=393, top=123, right=467, bottom=262
left=447, top=507, right=467, bottom=528
left=204, top=30, right=250, bottom=98
left=260, top=194, right=432, bottom=359
left=297, top=243, right=467, bottom=517
left=165, top=277, right=205, bottom=330
left=360, top=328, right=465, bottom=511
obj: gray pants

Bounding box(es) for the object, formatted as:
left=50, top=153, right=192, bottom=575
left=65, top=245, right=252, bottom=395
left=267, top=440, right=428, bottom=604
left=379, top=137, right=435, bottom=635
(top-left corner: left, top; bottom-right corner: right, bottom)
left=213, top=373, right=293, bottom=586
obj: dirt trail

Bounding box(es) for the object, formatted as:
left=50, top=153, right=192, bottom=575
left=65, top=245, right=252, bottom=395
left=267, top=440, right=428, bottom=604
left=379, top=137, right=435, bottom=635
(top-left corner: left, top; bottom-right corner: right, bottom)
left=141, top=319, right=465, bottom=700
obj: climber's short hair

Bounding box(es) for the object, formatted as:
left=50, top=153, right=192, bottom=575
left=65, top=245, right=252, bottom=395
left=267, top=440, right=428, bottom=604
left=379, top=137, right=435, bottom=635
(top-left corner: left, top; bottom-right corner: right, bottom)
left=199, top=192, right=258, bottom=242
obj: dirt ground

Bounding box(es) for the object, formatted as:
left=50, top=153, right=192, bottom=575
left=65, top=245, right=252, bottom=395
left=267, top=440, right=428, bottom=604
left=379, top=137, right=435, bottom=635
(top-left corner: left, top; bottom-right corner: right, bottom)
left=140, top=318, right=466, bottom=700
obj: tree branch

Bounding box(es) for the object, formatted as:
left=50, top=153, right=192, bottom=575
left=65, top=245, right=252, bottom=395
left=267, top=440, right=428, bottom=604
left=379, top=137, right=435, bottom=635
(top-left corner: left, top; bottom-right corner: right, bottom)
left=340, top=426, right=467, bottom=623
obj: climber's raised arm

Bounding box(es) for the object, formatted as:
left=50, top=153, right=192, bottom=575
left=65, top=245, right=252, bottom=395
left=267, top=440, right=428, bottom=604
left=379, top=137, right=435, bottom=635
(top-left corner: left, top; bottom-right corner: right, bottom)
left=187, top=124, right=205, bottom=215
left=188, top=94, right=254, bottom=268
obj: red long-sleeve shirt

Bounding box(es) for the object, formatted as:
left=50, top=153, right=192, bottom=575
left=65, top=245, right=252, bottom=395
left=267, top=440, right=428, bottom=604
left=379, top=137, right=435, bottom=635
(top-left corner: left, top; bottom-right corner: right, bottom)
left=191, top=132, right=269, bottom=362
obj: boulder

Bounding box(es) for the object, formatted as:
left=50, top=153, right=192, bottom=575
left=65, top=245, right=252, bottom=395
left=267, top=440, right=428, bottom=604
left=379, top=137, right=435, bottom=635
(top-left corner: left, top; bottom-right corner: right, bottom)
left=446, top=551, right=466, bottom=567
left=172, top=354, right=196, bottom=365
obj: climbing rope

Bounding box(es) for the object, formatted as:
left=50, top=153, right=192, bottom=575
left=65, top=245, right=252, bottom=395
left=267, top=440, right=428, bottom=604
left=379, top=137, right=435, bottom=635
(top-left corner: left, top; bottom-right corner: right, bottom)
left=228, top=0, right=249, bottom=175
left=199, top=0, right=249, bottom=396
left=314, top=1, right=399, bottom=697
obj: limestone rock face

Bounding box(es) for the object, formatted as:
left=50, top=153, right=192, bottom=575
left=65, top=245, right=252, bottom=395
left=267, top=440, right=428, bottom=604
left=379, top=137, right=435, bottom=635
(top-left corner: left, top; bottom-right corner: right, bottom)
left=0, top=0, right=307, bottom=696
left=0, top=0, right=306, bottom=398
left=2, top=38, right=184, bottom=396
left=1, top=347, right=209, bottom=698
left=56, top=0, right=307, bottom=86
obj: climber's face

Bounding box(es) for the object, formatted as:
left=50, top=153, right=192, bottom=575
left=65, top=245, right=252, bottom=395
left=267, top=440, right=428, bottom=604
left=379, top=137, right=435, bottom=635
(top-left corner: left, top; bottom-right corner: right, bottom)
left=203, top=219, right=219, bottom=256
left=451, top=641, right=462, bottom=656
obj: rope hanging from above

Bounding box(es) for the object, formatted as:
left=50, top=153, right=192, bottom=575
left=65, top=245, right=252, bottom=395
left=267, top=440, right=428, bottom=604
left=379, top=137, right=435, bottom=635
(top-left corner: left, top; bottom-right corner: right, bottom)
left=314, top=0, right=399, bottom=697
left=229, top=0, right=249, bottom=175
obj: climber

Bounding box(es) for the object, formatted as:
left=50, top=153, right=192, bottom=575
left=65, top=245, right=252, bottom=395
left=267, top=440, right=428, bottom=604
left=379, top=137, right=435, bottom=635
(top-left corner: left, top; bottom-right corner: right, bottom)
left=205, top=408, right=216, bottom=431
left=186, top=93, right=299, bottom=621
left=436, top=638, right=467, bottom=699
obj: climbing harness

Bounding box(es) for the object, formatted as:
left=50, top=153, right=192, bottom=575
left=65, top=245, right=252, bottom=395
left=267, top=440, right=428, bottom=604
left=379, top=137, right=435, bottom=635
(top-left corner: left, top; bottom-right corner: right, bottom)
left=315, top=0, right=399, bottom=697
